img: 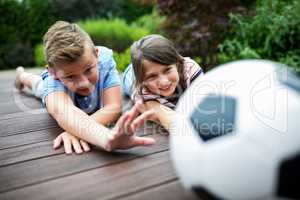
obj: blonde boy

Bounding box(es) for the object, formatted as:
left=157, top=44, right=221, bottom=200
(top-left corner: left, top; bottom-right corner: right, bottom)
left=15, top=21, right=155, bottom=154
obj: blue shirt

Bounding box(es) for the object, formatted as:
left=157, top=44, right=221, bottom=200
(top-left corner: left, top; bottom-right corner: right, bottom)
left=41, top=46, right=120, bottom=114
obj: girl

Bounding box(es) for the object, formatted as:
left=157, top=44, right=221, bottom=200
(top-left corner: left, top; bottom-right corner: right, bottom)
left=122, top=34, right=204, bottom=132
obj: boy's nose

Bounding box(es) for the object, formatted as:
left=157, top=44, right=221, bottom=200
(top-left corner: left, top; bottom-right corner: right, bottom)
left=77, top=75, right=90, bottom=87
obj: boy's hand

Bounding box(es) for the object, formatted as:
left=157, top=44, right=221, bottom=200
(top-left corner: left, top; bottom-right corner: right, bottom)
left=106, top=112, right=155, bottom=151
left=125, top=100, right=159, bottom=132
left=53, top=132, right=91, bottom=154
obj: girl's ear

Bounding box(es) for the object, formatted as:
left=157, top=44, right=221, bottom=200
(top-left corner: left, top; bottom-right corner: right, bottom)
left=47, top=65, right=59, bottom=80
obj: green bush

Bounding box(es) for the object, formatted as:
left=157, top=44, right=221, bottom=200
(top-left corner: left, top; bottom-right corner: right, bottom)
left=0, top=0, right=153, bottom=69
left=78, top=18, right=150, bottom=52
left=113, top=47, right=131, bottom=72
left=34, top=44, right=45, bottom=67
left=156, top=0, right=253, bottom=71
left=218, top=0, right=300, bottom=73
left=132, top=9, right=165, bottom=34
left=50, top=0, right=153, bottom=23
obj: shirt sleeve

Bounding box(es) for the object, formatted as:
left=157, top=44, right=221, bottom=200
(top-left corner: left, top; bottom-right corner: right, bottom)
left=102, top=55, right=121, bottom=90
left=41, top=71, right=67, bottom=104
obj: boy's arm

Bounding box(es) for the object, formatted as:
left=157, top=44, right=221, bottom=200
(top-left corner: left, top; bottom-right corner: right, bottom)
left=90, top=85, right=122, bottom=126
left=47, top=90, right=154, bottom=151
left=45, top=91, right=112, bottom=150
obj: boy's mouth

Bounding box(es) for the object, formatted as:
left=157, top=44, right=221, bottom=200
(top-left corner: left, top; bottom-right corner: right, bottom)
left=77, top=87, right=92, bottom=95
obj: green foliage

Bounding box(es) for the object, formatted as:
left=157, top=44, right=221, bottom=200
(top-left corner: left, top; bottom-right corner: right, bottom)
left=0, top=0, right=57, bottom=69
left=156, top=0, right=253, bottom=71
left=78, top=19, right=150, bottom=52
left=0, top=0, right=153, bottom=69
left=218, top=0, right=300, bottom=73
left=34, top=44, right=45, bottom=67
left=35, top=16, right=162, bottom=71
left=132, top=9, right=165, bottom=33
left=113, top=48, right=131, bottom=72
left=50, top=0, right=153, bottom=23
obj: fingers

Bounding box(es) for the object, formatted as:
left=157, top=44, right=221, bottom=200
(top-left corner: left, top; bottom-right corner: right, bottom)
left=80, top=140, right=91, bottom=152
left=123, top=104, right=141, bottom=134
left=53, top=132, right=90, bottom=154
left=62, top=134, right=73, bottom=154
left=71, top=138, right=83, bottom=154
left=53, top=134, right=63, bottom=149
left=131, top=136, right=155, bottom=147
left=114, top=113, right=128, bottom=136
left=130, top=110, right=155, bottom=133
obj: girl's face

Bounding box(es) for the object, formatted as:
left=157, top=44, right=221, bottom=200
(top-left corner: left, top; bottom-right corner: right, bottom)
left=142, top=60, right=179, bottom=97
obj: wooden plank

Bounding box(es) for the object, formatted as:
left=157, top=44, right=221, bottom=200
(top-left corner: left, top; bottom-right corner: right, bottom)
left=0, top=140, right=64, bottom=167
left=0, top=112, right=58, bottom=137
left=0, top=151, right=177, bottom=200
left=0, top=123, right=163, bottom=167
left=0, top=127, right=62, bottom=150
left=0, top=97, right=42, bottom=115
left=0, top=134, right=168, bottom=193
left=118, top=180, right=200, bottom=200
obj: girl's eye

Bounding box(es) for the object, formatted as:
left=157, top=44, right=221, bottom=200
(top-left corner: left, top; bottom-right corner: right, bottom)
left=166, top=67, right=172, bottom=72
left=147, top=75, right=157, bottom=81
left=163, top=67, right=173, bottom=74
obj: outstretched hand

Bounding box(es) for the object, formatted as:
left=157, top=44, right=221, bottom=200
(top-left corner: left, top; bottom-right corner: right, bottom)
left=106, top=110, right=156, bottom=151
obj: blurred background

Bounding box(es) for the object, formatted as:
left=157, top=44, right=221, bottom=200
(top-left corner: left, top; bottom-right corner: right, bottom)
left=0, top=0, right=299, bottom=73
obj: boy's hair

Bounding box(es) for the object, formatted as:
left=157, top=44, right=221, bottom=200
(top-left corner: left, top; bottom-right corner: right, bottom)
left=130, top=34, right=186, bottom=93
left=43, top=21, right=96, bottom=68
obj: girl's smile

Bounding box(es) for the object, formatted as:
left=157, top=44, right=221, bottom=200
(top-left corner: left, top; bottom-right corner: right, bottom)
left=143, top=60, right=179, bottom=97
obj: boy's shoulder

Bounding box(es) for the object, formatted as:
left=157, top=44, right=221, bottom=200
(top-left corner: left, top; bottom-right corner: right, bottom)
left=96, top=46, right=114, bottom=64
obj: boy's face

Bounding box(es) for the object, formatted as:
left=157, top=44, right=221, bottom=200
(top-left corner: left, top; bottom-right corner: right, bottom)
left=51, top=47, right=99, bottom=96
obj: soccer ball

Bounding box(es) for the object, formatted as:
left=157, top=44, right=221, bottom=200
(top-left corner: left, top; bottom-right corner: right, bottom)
left=170, top=60, right=300, bottom=199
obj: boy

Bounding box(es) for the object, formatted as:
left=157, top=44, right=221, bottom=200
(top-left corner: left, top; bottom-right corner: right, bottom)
left=15, top=21, right=155, bottom=154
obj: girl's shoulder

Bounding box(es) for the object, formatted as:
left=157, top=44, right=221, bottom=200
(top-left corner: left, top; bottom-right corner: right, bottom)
left=183, top=57, right=201, bottom=69
left=182, top=57, right=204, bottom=85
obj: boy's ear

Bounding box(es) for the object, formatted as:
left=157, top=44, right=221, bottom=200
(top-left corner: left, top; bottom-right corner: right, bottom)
left=47, top=66, right=59, bottom=80
left=95, top=47, right=99, bottom=57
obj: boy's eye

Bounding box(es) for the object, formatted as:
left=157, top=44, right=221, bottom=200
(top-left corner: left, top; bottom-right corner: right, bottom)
left=65, top=75, right=74, bottom=80
left=85, top=67, right=92, bottom=74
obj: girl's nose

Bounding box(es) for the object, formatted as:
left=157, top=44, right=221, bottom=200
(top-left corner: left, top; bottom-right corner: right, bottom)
left=159, top=75, right=170, bottom=87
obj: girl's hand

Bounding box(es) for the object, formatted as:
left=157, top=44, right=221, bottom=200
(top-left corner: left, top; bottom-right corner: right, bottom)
left=53, top=132, right=91, bottom=154
left=106, top=112, right=155, bottom=151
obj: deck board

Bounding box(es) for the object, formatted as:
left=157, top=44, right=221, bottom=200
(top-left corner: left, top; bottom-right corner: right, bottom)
left=0, top=69, right=199, bottom=199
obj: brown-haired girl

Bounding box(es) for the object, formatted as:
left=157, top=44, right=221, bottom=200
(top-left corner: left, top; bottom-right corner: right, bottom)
left=122, top=34, right=204, bottom=132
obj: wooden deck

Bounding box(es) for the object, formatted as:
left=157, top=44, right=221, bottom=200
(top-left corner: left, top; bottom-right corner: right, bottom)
left=0, top=69, right=199, bottom=200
